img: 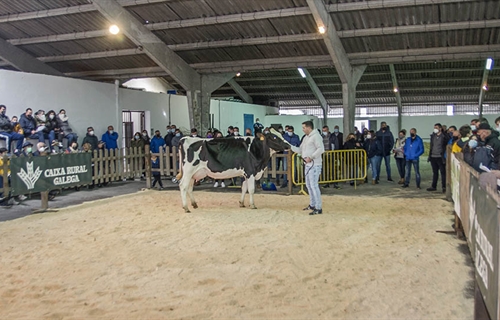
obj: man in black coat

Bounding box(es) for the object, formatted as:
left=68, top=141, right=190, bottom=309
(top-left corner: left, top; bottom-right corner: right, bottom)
left=376, top=122, right=395, bottom=181
left=0, top=105, right=24, bottom=153
left=427, top=123, right=449, bottom=193
left=477, top=123, right=500, bottom=170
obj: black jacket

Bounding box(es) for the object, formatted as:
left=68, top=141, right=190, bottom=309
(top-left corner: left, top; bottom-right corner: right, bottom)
left=329, top=132, right=343, bottom=150
left=428, top=132, right=449, bottom=162
left=82, top=133, right=99, bottom=151
left=485, top=130, right=500, bottom=168
left=0, top=113, right=12, bottom=133
left=45, top=111, right=59, bottom=134
left=20, top=113, right=37, bottom=137
left=376, top=127, right=394, bottom=156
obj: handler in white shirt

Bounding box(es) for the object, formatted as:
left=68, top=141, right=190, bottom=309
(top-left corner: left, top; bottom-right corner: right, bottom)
left=290, top=120, right=325, bottom=215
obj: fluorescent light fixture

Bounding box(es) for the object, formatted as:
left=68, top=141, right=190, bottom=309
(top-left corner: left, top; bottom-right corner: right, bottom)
left=482, top=84, right=489, bottom=91
left=360, top=108, right=367, bottom=117
left=297, top=68, right=306, bottom=78
left=318, top=26, right=326, bottom=34
left=486, top=58, right=494, bottom=70
left=236, top=72, right=241, bottom=77
left=109, top=25, right=120, bottom=35
left=446, top=105, right=454, bottom=116
left=393, top=87, right=399, bottom=93
left=279, top=109, right=304, bottom=115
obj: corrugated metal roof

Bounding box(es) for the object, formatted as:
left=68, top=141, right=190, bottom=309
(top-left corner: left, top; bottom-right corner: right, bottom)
left=47, top=54, right=157, bottom=73
left=0, top=0, right=88, bottom=16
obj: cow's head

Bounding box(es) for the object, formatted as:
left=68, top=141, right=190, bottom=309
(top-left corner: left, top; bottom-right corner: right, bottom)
left=261, top=128, right=291, bottom=151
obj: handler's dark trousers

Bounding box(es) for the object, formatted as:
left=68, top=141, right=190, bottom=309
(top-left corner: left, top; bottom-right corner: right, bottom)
left=429, top=157, right=446, bottom=189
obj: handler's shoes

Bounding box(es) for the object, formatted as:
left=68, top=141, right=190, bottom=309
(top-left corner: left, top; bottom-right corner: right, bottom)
left=214, top=182, right=219, bottom=188
left=303, top=205, right=315, bottom=211
left=221, top=182, right=225, bottom=188
left=309, top=209, right=323, bottom=215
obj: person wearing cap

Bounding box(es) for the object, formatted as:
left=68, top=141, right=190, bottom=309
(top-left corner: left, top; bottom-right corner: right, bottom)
left=253, top=118, right=264, bottom=135
left=17, top=141, right=34, bottom=157
left=477, top=123, right=500, bottom=170
left=427, top=123, right=449, bottom=193
left=0, top=105, right=24, bottom=154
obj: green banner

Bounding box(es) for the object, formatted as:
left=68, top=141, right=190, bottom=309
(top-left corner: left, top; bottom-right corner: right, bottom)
left=10, top=153, right=92, bottom=196
left=469, top=174, right=499, bottom=320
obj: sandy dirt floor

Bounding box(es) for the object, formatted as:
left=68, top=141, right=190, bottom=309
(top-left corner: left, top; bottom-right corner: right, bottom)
left=0, top=190, right=473, bottom=319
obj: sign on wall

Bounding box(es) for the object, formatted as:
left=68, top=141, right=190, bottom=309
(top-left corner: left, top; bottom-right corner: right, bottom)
left=10, top=153, right=92, bottom=196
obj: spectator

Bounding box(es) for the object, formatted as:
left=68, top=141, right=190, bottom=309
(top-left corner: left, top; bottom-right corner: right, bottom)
left=10, top=116, right=23, bottom=135
left=277, top=125, right=284, bottom=135
left=0, top=147, right=13, bottom=207
left=151, top=154, right=164, bottom=190
left=402, top=128, right=424, bottom=189
left=213, top=131, right=226, bottom=188
left=56, top=109, right=78, bottom=146
left=321, top=126, right=333, bottom=188
left=282, top=125, right=301, bottom=188
left=20, top=108, right=38, bottom=141
left=226, top=126, right=234, bottom=137
left=101, top=125, right=118, bottom=150
left=0, top=105, right=23, bottom=154
left=233, top=127, right=241, bottom=136
left=171, top=129, right=183, bottom=149
left=164, top=126, right=173, bottom=148
left=245, top=128, right=252, bottom=136
left=393, top=129, right=406, bottom=184
left=18, top=141, right=34, bottom=157
left=329, top=125, right=343, bottom=151
left=45, top=110, right=61, bottom=152
left=354, top=126, right=364, bottom=144
left=253, top=118, right=264, bottom=134
left=452, top=125, right=471, bottom=154
left=66, top=142, right=79, bottom=154
left=82, top=127, right=98, bottom=151
left=131, top=132, right=145, bottom=153
left=344, top=133, right=361, bottom=186
left=463, top=136, right=479, bottom=167
left=150, top=130, right=165, bottom=153
left=495, top=116, right=500, bottom=132
left=364, top=130, right=382, bottom=185
left=142, top=129, right=151, bottom=147
left=190, top=128, right=202, bottom=138
left=427, top=123, right=449, bottom=193
left=263, top=127, right=270, bottom=134
left=476, top=123, right=500, bottom=170
left=470, top=118, right=480, bottom=135
left=33, top=110, right=47, bottom=134
left=206, top=130, right=213, bottom=138
left=376, top=122, right=395, bottom=182
left=33, top=141, right=49, bottom=157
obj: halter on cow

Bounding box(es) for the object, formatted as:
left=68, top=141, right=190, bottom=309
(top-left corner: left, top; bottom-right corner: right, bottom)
left=176, top=129, right=290, bottom=212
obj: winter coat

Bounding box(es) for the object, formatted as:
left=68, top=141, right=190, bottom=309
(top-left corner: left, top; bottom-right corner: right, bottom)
left=376, top=127, right=394, bottom=156
left=343, top=138, right=358, bottom=150
left=404, top=135, right=424, bottom=161
left=82, top=133, right=98, bottom=151
left=284, top=132, right=301, bottom=147
left=150, top=136, right=166, bottom=153
left=20, top=113, right=37, bottom=137
left=363, top=138, right=382, bottom=159
left=322, top=132, right=331, bottom=150
left=101, top=131, right=119, bottom=150
left=394, top=137, right=406, bottom=158
left=484, top=130, right=500, bottom=169
left=428, top=132, right=449, bottom=162
left=0, top=113, right=12, bottom=133
left=131, top=137, right=145, bottom=153
left=34, top=114, right=47, bottom=131
left=329, top=132, right=344, bottom=150
left=171, top=133, right=183, bottom=148
left=45, top=111, right=59, bottom=134
left=56, top=114, right=73, bottom=136
left=164, top=132, right=174, bottom=148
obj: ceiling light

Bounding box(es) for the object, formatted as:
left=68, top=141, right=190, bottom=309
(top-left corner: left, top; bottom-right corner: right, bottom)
left=318, top=26, right=326, bottom=34
left=486, top=58, right=494, bottom=70
left=482, top=84, right=489, bottom=91
left=393, top=87, right=399, bottom=93
left=236, top=72, right=241, bottom=77
left=109, top=25, right=120, bottom=35
left=145, top=20, right=149, bottom=24
left=297, top=68, right=306, bottom=78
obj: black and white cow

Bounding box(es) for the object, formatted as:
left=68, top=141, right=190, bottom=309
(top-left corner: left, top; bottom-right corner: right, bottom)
left=176, top=129, right=290, bottom=212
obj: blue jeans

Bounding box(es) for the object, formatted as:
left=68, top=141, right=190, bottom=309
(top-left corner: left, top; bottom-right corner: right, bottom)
left=37, top=130, right=56, bottom=149
left=63, top=133, right=78, bottom=144
left=305, top=165, right=322, bottom=209
left=369, top=156, right=381, bottom=181
left=0, top=132, right=24, bottom=152
left=377, top=154, right=392, bottom=180
left=405, top=160, right=421, bottom=187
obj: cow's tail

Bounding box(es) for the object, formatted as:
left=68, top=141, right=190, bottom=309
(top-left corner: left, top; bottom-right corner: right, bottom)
left=175, top=142, right=183, bottom=181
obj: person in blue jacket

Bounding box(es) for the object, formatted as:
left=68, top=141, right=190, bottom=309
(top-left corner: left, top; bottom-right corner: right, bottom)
left=376, top=122, right=395, bottom=182
left=150, top=130, right=166, bottom=153
left=101, top=125, right=119, bottom=150
left=402, top=128, right=424, bottom=189
left=281, top=125, right=301, bottom=188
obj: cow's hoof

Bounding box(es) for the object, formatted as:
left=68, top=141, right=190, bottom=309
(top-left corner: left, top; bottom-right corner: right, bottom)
left=250, top=205, right=257, bottom=209
left=184, top=208, right=191, bottom=213
left=192, top=203, right=198, bottom=209
left=239, top=201, right=245, bottom=208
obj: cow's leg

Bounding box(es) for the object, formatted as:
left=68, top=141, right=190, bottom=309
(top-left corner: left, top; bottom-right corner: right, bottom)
left=248, top=176, right=257, bottom=209
left=239, top=178, right=248, bottom=207
left=179, top=175, right=191, bottom=213
left=188, top=178, right=198, bottom=209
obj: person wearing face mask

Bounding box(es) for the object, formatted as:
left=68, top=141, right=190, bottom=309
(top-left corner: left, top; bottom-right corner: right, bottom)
left=20, top=108, right=39, bottom=141
left=82, top=127, right=98, bottom=151
left=463, top=136, right=479, bottom=167
left=10, top=116, right=23, bottom=136
left=101, top=125, right=119, bottom=150
left=142, top=130, right=151, bottom=146
left=263, top=127, right=270, bottom=135
left=164, top=125, right=173, bottom=149
left=253, top=118, right=264, bottom=135
left=33, top=142, right=49, bottom=156
left=281, top=126, right=301, bottom=188
left=475, top=123, right=500, bottom=171
left=226, top=126, right=235, bottom=137
left=150, top=130, right=166, bottom=153
left=45, top=110, right=60, bottom=153
left=495, top=116, right=500, bottom=132
left=329, top=125, right=343, bottom=151
left=233, top=127, right=241, bottom=137
left=402, top=128, right=424, bottom=189
left=190, top=128, right=202, bottom=138
left=393, top=129, right=406, bottom=184
left=206, top=130, right=213, bottom=138
left=66, top=142, right=79, bottom=154
left=56, top=109, right=78, bottom=147
left=363, top=130, right=382, bottom=185
left=131, top=131, right=145, bottom=153
left=245, top=128, right=252, bottom=136
left=376, top=122, right=395, bottom=182
left=470, top=119, right=480, bottom=135
left=427, top=123, right=449, bottom=192
left=171, top=129, right=183, bottom=150
left=0, top=105, right=24, bottom=154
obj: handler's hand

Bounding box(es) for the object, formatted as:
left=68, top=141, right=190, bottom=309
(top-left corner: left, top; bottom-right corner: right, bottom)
left=304, top=157, right=312, bottom=163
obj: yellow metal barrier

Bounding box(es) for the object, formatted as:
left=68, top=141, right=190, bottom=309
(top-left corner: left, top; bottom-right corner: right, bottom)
left=291, top=149, right=368, bottom=195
